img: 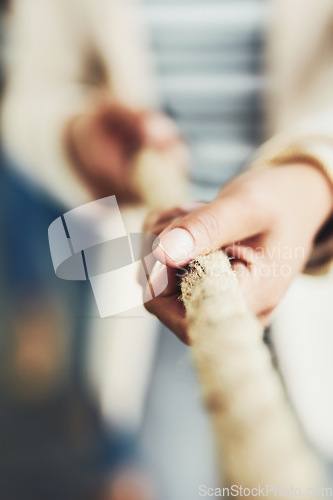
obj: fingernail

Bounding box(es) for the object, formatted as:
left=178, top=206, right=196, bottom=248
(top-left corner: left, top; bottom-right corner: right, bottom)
left=155, top=228, right=194, bottom=263
left=149, top=261, right=168, bottom=296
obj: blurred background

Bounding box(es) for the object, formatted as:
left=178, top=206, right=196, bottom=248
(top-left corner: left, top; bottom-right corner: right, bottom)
left=1, top=0, right=333, bottom=499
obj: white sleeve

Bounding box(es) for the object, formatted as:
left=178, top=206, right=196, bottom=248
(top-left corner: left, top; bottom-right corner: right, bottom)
left=83, top=0, right=158, bottom=110
left=1, top=0, right=97, bottom=208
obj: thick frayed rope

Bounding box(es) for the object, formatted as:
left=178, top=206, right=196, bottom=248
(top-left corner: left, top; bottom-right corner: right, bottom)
left=181, top=251, right=324, bottom=493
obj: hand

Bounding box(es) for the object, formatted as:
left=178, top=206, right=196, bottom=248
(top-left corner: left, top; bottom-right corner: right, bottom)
left=144, top=164, right=333, bottom=344
left=66, top=100, right=186, bottom=202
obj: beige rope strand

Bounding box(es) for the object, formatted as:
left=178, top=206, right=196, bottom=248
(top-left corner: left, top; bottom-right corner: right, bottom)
left=133, top=149, right=190, bottom=208
left=181, top=252, right=324, bottom=494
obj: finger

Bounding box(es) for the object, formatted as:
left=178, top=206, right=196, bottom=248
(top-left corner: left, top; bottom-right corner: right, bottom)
left=144, top=295, right=190, bottom=344
left=231, top=259, right=252, bottom=294
left=142, top=263, right=179, bottom=300
left=98, top=103, right=144, bottom=155
left=233, top=252, right=289, bottom=322
left=152, top=194, right=267, bottom=267
left=143, top=207, right=188, bottom=234
left=257, top=308, right=275, bottom=327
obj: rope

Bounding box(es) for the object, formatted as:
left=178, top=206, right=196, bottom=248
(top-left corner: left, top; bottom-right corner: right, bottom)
left=135, top=148, right=326, bottom=496
left=182, top=252, right=324, bottom=493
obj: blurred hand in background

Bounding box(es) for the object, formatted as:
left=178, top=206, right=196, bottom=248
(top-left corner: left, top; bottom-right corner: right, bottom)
left=66, top=100, right=187, bottom=202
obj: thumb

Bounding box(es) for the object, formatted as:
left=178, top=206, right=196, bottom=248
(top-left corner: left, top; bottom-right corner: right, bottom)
left=152, top=195, right=264, bottom=267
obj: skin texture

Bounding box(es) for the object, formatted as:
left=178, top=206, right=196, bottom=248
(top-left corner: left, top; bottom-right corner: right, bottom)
left=144, top=164, right=333, bottom=344
left=66, top=100, right=186, bottom=202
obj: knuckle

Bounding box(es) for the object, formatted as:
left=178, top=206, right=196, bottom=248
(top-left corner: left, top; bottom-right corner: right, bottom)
left=188, top=211, right=222, bottom=251
left=179, top=325, right=191, bottom=346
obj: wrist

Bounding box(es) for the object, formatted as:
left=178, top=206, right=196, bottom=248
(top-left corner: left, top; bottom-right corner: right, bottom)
left=279, top=162, right=333, bottom=234
left=285, top=162, right=333, bottom=274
